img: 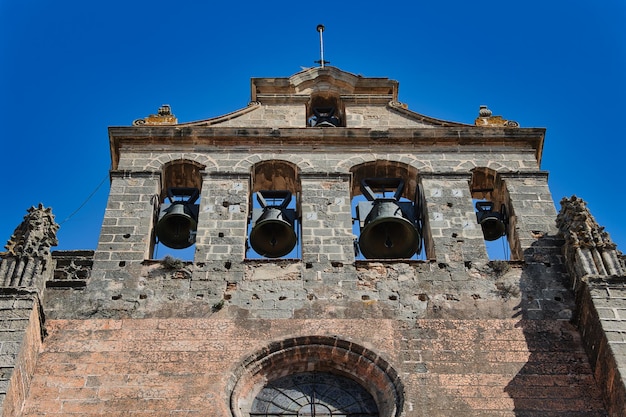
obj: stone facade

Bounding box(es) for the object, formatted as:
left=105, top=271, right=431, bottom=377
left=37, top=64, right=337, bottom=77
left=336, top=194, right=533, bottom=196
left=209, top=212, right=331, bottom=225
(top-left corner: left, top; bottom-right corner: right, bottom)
left=1, top=66, right=624, bottom=416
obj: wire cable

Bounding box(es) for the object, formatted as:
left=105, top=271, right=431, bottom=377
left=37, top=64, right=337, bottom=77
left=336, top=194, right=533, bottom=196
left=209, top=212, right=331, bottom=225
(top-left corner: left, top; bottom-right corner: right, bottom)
left=58, top=173, right=109, bottom=225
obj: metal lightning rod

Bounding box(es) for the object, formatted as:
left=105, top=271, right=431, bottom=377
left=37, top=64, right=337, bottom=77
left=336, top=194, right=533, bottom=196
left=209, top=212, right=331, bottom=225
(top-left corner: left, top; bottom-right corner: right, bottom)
left=315, top=24, right=329, bottom=67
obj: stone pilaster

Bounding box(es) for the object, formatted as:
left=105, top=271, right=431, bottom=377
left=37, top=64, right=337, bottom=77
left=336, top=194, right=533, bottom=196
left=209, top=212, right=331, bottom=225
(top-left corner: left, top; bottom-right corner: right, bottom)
left=500, top=171, right=557, bottom=259
left=300, top=173, right=354, bottom=265
left=421, top=173, right=488, bottom=267
left=92, top=171, right=161, bottom=278
left=195, top=172, right=249, bottom=263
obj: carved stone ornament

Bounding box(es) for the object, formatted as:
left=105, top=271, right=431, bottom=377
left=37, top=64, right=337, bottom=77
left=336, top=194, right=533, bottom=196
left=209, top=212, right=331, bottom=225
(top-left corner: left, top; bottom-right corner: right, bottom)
left=4, top=204, right=59, bottom=257
left=132, top=104, right=178, bottom=126
left=389, top=101, right=409, bottom=109
left=474, top=105, right=519, bottom=127
left=556, top=195, right=616, bottom=250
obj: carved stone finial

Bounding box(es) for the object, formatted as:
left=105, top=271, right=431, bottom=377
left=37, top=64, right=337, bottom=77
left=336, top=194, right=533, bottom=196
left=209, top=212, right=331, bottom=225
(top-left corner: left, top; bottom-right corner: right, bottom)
left=475, top=105, right=519, bottom=127
left=133, top=104, right=178, bottom=126
left=478, top=105, right=492, bottom=117
left=556, top=195, right=623, bottom=278
left=556, top=196, right=616, bottom=250
left=4, top=204, right=59, bottom=257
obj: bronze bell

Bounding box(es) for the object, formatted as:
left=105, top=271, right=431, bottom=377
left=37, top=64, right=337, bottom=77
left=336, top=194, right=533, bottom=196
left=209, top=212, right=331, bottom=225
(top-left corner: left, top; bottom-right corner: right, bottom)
left=156, top=188, right=200, bottom=249
left=249, top=191, right=297, bottom=258
left=475, top=201, right=507, bottom=241
left=356, top=178, right=421, bottom=259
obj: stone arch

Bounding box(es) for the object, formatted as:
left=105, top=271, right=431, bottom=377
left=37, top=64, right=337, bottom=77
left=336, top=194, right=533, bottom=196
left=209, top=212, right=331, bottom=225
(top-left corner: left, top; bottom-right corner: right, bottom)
left=454, top=160, right=478, bottom=172
left=336, top=155, right=430, bottom=176
left=146, top=153, right=217, bottom=172
left=159, top=159, right=206, bottom=202
left=250, top=160, right=301, bottom=195
left=246, top=160, right=302, bottom=259
left=486, top=161, right=506, bottom=172
left=229, top=336, right=404, bottom=417
left=233, top=154, right=314, bottom=173
left=349, top=160, right=419, bottom=201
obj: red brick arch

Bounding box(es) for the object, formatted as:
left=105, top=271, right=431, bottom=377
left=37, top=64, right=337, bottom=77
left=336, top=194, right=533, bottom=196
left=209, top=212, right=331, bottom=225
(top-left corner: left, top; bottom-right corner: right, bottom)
left=229, top=335, right=404, bottom=417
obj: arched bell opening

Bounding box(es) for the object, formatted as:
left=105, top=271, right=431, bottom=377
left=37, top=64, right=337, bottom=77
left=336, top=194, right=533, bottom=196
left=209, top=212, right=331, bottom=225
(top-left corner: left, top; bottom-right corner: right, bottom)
left=306, top=93, right=345, bottom=127
left=247, top=161, right=301, bottom=259
left=470, top=167, right=516, bottom=260
left=350, top=161, right=427, bottom=260
left=153, top=160, right=204, bottom=260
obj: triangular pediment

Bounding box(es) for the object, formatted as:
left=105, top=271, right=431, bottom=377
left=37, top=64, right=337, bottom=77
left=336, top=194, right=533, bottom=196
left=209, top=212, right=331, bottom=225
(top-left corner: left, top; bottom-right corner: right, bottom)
left=165, top=67, right=468, bottom=129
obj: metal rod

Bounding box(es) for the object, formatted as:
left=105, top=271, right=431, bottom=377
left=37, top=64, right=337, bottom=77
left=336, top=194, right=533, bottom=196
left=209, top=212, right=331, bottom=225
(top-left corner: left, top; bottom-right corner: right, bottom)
left=317, top=24, right=325, bottom=68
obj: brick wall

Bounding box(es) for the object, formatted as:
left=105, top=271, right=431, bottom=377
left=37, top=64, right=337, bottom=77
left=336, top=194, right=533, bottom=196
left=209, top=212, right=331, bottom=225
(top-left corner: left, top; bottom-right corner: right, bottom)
left=20, top=318, right=605, bottom=417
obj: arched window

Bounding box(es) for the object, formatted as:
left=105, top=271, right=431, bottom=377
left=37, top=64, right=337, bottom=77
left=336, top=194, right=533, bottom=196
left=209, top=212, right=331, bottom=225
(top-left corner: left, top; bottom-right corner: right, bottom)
left=306, top=93, right=344, bottom=127
left=230, top=336, right=404, bottom=417
left=247, top=161, right=301, bottom=259
left=350, top=161, right=427, bottom=260
left=153, top=160, right=204, bottom=260
left=251, top=372, right=378, bottom=416
left=470, top=168, right=517, bottom=260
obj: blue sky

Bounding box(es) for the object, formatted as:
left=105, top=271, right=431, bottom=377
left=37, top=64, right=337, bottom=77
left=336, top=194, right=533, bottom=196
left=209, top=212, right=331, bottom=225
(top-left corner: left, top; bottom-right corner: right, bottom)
left=1, top=1, right=625, bottom=253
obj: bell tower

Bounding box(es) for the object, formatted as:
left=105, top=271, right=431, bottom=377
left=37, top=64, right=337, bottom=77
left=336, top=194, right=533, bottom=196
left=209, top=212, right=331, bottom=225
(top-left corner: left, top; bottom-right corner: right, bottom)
left=14, top=64, right=622, bottom=417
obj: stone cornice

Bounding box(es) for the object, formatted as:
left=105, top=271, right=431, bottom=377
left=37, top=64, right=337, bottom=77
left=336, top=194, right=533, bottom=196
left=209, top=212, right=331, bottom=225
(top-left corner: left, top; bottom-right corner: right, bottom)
left=109, top=126, right=545, bottom=170
left=109, top=170, right=161, bottom=179
left=498, top=170, right=549, bottom=179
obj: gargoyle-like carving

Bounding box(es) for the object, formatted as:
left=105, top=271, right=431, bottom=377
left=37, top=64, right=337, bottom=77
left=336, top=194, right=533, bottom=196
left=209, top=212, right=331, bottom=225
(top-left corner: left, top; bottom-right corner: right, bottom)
left=4, top=204, right=59, bottom=257
left=474, top=105, right=519, bottom=127
left=132, top=104, right=178, bottom=126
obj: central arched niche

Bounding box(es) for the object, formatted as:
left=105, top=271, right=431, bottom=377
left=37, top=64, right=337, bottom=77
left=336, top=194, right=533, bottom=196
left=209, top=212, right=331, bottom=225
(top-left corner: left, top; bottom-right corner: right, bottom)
left=248, top=160, right=301, bottom=258
left=229, top=336, right=404, bottom=417
left=350, top=160, right=430, bottom=260
left=160, top=159, right=205, bottom=202
left=153, top=159, right=205, bottom=259
left=252, top=160, right=300, bottom=195
left=350, top=160, right=418, bottom=202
